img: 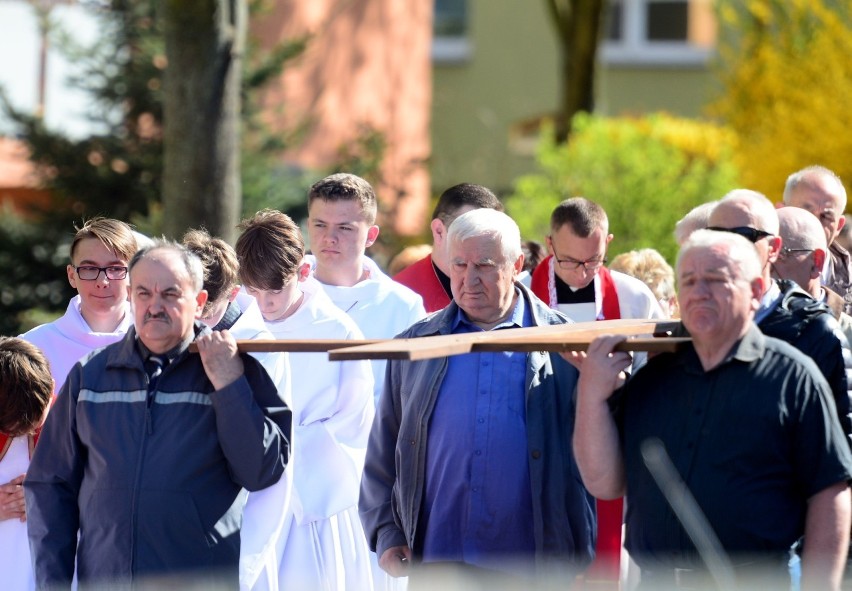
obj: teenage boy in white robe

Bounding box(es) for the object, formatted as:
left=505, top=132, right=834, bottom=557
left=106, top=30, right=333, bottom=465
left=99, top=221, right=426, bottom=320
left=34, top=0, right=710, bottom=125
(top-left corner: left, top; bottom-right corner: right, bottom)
left=305, top=173, right=426, bottom=406
left=182, top=229, right=291, bottom=405
left=235, top=209, right=375, bottom=591
left=21, top=217, right=145, bottom=390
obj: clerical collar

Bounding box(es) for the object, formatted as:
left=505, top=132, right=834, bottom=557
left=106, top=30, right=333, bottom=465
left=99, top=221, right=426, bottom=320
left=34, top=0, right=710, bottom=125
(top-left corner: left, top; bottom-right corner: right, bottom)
left=554, top=273, right=595, bottom=304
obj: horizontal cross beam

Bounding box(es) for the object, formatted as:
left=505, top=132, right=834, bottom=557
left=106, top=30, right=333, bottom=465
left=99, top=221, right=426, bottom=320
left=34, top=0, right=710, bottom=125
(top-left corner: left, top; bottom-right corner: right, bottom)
left=190, top=318, right=685, bottom=361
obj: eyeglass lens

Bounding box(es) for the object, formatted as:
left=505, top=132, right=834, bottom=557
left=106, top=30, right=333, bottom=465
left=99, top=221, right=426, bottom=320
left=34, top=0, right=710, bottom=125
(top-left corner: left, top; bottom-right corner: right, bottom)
left=76, top=266, right=128, bottom=280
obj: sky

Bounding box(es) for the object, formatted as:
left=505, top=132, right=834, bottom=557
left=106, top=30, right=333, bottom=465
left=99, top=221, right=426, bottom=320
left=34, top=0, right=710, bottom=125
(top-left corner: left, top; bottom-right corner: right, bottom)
left=0, top=1, right=101, bottom=138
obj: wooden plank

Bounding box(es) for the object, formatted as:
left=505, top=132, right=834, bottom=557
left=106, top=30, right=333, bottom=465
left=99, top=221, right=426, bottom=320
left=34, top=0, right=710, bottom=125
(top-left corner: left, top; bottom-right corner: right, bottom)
left=329, top=318, right=681, bottom=361
left=188, top=318, right=682, bottom=357
left=188, top=339, right=381, bottom=353
left=472, top=337, right=691, bottom=354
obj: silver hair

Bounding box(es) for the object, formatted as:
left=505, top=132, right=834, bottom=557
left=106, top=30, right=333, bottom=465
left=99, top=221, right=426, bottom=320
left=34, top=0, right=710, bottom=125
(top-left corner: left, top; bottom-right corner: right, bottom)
left=674, top=201, right=718, bottom=246
left=129, top=239, right=205, bottom=293
left=677, top=228, right=762, bottom=283
left=783, top=165, right=847, bottom=209
left=448, top=208, right=522, bottom=263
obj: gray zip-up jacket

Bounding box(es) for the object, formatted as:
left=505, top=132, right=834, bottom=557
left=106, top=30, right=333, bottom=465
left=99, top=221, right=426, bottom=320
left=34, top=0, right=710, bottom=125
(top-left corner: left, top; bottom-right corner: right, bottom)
left=25, top=323, right=292, bottom=588
left=359, top=284, right=596, bottom=575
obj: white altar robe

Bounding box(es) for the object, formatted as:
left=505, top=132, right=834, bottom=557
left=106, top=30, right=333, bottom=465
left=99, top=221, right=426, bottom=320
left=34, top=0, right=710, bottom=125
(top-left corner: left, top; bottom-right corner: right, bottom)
left=239, top=278, right=374, bottom=591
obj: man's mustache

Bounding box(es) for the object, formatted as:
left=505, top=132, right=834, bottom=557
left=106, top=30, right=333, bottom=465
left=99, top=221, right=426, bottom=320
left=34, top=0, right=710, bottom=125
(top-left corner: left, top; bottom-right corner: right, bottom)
left=144, top=311, right=168, bottom=322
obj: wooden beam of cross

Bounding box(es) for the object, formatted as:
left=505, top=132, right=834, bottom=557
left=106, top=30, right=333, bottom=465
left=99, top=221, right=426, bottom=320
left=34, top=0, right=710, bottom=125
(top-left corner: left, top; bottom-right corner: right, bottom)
left=189, top=318, right=687, bottom=360
left=329, top=318, right=683, bottom=361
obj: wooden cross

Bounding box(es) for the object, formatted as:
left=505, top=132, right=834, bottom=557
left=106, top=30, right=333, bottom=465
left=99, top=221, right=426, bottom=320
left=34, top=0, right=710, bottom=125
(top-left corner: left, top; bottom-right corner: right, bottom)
left=191, top=318, right=688, bottom=361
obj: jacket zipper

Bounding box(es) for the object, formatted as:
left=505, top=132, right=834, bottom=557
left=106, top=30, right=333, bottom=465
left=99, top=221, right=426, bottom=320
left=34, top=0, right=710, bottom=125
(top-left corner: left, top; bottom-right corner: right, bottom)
left=128, top=369, right=157, bottom=577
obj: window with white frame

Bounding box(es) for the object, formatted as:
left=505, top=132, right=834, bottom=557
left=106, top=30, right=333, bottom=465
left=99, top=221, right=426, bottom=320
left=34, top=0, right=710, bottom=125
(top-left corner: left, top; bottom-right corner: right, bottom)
left=432, top=0, right=471, bottom=64
left=602, top=0, right=716, bottom=66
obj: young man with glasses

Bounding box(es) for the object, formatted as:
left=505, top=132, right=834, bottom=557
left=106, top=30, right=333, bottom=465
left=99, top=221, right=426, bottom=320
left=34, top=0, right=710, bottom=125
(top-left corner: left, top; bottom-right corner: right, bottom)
left=531, top=197, right=664, bottom=323
left=530, top=197, right=664, bottom=588
left=21, top=217, right=145, bottom=391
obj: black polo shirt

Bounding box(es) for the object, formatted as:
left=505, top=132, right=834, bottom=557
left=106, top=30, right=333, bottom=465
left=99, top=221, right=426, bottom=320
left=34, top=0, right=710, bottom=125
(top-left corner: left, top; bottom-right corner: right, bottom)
left=614, top=323, right=852, bottom=569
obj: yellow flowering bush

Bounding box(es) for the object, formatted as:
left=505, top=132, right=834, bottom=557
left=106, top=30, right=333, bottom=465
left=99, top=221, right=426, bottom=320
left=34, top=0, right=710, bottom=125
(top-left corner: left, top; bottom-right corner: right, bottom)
left=711, top=0, right=852, bottom=202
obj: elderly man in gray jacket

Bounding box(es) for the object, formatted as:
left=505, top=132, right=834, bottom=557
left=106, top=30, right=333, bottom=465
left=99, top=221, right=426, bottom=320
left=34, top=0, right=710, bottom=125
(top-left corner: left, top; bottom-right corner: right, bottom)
left=359, top=209, right=596, bottom=585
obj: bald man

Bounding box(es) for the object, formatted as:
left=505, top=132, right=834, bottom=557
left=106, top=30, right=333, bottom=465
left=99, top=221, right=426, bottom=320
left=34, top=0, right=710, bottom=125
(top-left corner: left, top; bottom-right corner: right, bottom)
left=707, top=189, right=852, bottom=452
left=774, top=207, right=852, bottom=342
left=784, top=166, right=852, bottom=314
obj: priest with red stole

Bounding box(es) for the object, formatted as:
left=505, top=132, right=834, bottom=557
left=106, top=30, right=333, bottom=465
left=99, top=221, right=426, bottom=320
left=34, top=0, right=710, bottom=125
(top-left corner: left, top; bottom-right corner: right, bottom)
left=531, top=197, right=665, bottom=587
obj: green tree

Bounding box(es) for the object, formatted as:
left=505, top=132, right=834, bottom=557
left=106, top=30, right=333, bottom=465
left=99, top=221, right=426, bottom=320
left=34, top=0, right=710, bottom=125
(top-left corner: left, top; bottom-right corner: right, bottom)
left=507, top=113, right=740, bottom=264
left=0, top=207, right=71, bottom=336
left=0, top=0, right=309, bottom=333
left=2, top=1, right=164, bottom=230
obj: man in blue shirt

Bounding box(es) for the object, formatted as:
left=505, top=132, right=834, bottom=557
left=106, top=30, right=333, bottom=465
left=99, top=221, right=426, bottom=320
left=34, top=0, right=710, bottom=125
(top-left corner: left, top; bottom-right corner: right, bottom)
left=359, top=209, right=596, bottom=583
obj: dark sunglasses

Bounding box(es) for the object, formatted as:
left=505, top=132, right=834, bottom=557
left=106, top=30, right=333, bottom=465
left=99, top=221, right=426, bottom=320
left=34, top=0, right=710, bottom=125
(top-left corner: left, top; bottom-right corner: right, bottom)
left=706, top=226, right=773, bottom=243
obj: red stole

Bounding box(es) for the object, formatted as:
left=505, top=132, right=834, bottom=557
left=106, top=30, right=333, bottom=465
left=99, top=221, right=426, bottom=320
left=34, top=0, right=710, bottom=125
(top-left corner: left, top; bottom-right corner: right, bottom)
left=0, top=394, right=55, bottom=462
left=530, top=256, right=622, bottom=321
left=587, top=267, right=623, bottom=587
left=0, top=431, right=37, bottom=462
left=530, top=257, right=623, bottom=585
left=530, top=255, right=553, bottom=304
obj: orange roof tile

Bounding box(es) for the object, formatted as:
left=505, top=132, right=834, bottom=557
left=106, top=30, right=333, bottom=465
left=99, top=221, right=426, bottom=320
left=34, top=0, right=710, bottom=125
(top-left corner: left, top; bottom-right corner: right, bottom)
left=0, top=137, right=41, bottom=189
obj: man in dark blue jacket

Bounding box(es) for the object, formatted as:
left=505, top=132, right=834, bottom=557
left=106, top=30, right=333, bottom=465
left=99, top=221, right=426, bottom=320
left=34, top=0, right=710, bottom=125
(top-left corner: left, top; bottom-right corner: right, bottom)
left=25, top=241, right=292, bottom=589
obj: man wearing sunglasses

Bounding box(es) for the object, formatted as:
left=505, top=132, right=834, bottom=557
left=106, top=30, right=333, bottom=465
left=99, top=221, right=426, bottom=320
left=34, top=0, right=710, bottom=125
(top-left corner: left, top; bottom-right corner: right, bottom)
left=708, top=189, right=852, bottom=452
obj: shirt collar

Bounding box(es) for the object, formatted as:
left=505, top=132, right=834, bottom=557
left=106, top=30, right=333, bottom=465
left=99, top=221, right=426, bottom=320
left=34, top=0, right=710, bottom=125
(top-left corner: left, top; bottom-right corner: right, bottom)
left=754, top=280, right=782, bottom=324
left=679, top=322, right=764, bottom=374
left=452, top=286, right=527, bottom=332
left=136, top=324, right=200, bottom=363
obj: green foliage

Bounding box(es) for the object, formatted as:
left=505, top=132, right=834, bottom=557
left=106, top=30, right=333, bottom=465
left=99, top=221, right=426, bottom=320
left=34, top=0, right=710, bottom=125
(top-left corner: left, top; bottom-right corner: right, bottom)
left=0, top=206, right=72, bottom=336
left=0, top=0, right=307, bottom=334
left=1, top=1, right=164, bottom=229
left=506, top=113, right=740, bottom=264
left=1, top=0, right=390, bottom=333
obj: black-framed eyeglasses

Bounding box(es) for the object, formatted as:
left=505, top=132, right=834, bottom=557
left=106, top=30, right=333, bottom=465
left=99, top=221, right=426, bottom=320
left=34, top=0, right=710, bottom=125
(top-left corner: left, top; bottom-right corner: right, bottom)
left=74, top=265, right=128, bottom=281
left=707, top=226, right=774, bottom=243
left=778, top=247, right=814, bottom=259
left=553, top=255, right=608, bottom=271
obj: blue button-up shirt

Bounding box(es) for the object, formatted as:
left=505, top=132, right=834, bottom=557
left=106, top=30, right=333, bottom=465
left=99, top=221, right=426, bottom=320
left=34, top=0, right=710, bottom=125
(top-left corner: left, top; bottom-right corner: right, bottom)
left=421, top=290, right=535, bottom=572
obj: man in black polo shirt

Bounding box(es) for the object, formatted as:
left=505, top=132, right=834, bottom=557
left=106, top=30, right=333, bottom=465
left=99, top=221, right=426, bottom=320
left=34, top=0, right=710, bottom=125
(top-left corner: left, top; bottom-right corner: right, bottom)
left=574, top=229, right=852, bottom=590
